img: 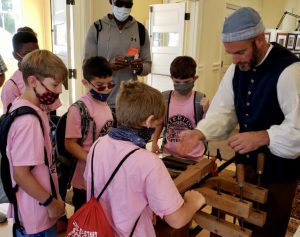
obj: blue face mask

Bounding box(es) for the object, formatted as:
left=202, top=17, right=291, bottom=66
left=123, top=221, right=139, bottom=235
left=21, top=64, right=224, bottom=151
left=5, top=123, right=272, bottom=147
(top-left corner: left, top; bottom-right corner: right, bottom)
left=89, top=89, right=110, bottom=102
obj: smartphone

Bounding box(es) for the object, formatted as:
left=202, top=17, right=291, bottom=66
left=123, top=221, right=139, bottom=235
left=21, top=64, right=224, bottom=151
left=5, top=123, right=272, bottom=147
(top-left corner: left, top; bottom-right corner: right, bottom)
left=125, top=56, right=134, bottom=62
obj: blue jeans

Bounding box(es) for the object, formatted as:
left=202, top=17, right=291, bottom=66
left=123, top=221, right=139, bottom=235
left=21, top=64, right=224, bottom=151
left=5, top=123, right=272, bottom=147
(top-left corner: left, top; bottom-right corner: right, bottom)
left=16, top=225, right=57, bottom=237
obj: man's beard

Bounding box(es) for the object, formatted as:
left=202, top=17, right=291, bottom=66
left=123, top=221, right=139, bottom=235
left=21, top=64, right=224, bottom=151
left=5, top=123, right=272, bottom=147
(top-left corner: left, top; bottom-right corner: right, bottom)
left=238, top=42, right=259, bottom=71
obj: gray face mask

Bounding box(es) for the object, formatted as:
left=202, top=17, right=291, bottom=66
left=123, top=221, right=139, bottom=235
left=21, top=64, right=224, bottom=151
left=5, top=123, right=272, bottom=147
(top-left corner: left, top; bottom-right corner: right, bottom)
left=174, top=81, right=194, bottom=95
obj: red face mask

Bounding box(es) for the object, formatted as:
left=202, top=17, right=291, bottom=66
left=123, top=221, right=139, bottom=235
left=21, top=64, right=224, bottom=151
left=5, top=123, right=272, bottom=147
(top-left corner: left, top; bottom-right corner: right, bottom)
left=34, top=80, right=59, bottom=105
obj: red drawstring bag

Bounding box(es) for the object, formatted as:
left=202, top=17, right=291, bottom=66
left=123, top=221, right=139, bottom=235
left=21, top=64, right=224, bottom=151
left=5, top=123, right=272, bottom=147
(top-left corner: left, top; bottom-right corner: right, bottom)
left=66, top=142, right=140, bottom=237
left=66, top=198, right=114, bottom=237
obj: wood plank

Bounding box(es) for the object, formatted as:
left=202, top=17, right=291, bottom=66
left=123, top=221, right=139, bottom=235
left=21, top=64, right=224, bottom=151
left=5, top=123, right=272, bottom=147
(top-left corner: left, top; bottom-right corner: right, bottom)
left=193, top=211, right=252, bottom=237
left=174, top=158, right=212, bottom=193
left=195, top=187, right=252, bottom=218
left=204, top=176, right=268, bottom=204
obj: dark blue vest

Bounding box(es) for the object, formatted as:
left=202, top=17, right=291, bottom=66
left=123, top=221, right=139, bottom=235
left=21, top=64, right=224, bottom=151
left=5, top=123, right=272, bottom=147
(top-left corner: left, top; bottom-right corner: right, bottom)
left=232, top=43, right=300, bottom=183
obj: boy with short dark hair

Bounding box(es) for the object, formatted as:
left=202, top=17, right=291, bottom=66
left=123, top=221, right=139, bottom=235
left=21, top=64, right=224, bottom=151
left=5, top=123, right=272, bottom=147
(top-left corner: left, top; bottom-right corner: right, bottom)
left=1, top=29, right=61, bottom=113
left=84, top=80, right=206, bottom=236
left=6, top=49, right=67, bottom=236
left=65, top=56, right=114, bottom=211
left=152, top=56, right=209, bottom=161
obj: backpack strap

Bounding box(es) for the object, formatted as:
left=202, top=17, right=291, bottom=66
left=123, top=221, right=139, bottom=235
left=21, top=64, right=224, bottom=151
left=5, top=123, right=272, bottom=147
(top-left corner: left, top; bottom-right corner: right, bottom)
left=94, top=19, right=103, bottom=44
left=193, top=91, right=205, bottom=124
left=90, top=142, right=140, bottom=235
left=72, top=100, right=95, bottom=144
left=137, top=21, right=145, bottom=47
left=161, top=90, right=172, bottom=148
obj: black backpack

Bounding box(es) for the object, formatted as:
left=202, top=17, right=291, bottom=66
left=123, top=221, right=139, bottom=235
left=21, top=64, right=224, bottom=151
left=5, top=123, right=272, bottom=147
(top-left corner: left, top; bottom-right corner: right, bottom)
left=55, top=100, right=94, bottom=200
left=0, top=105, right=57, bottom=234
left=94, top=19, right=146, bottom=46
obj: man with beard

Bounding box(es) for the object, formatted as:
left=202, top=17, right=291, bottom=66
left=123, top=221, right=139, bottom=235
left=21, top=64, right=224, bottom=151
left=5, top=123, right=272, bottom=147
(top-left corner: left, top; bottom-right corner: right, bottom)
left=178, top=7, right=300, bottom=237
left=83, top=0, right=151, bottom=116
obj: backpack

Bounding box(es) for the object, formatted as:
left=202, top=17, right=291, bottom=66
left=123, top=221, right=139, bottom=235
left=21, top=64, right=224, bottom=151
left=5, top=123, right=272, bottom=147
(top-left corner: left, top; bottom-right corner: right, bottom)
left=55, top=100, right=95, bottom=200
left=94, top=19, right=146, bottom=47
left=162, top=90, right=206, bottom=148
left=66, top=140, right=140, bottom=237
left=0, top=105, right=57, bottom=234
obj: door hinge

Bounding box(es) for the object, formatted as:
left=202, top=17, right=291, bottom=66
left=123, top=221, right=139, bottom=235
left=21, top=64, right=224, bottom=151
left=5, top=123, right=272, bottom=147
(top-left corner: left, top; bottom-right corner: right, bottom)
left=150, top=6, right=153, bottom=13
left=185, top=13, right=190, bottom=20
left=68, top=69, right=77, bottom=79
left=66, top=0, right=75, bottom=5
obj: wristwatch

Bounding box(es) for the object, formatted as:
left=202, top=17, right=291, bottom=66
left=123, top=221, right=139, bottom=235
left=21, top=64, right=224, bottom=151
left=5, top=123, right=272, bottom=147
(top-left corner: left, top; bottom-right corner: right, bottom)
left=39, top=195, right=54, bottom=206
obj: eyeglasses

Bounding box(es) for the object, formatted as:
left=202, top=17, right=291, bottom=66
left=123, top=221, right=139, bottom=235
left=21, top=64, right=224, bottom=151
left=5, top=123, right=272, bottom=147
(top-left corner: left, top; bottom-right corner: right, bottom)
left=88, top=81, right=116, bottom=91
left=114, top=0, right=133, bottom=8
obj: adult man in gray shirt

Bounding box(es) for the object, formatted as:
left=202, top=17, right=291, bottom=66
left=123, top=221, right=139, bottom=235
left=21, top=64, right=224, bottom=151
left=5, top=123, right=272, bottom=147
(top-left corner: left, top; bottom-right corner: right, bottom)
left=83, top=0, right=151, bottom=111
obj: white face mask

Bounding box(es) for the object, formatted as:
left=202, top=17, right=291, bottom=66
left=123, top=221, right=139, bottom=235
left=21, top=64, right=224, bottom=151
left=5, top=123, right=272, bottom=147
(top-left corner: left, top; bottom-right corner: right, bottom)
left=113, top=6, right=131, bottom=22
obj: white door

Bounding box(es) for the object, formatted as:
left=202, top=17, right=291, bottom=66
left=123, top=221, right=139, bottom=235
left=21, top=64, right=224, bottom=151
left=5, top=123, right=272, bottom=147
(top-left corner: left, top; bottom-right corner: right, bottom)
left=147, top=2, right=186, bottom=91
left=51, top=0, right=90, bottom=115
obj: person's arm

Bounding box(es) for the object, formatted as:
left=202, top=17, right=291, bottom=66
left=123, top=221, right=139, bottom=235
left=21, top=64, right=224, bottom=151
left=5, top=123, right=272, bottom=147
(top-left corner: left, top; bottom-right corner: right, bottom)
left=137, top=27, right=151, bottom=76
left=1, top=79, right=21, bottom=113
left=13, top=166, right=65, bottom=219
left=151, top=123, right=164, bottom=153
left=65, top=138, right=88, bottom=161
left=83, top=23, right=98, bottom=63
left=65, top=105, right=88, bottom=161
left=164, top=190, right=205, bottom=229
left=266, top=62, right=300, bottom=158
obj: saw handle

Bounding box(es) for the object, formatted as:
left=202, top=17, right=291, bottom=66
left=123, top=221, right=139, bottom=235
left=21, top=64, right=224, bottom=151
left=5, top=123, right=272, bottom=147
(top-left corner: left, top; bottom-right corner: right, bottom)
left=236, top=164, right=245, bottom=187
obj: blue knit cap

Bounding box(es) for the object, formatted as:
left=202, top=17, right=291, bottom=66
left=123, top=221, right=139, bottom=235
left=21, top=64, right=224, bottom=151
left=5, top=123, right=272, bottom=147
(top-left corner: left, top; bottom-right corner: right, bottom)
left=222, top=7, right=265, bottom=42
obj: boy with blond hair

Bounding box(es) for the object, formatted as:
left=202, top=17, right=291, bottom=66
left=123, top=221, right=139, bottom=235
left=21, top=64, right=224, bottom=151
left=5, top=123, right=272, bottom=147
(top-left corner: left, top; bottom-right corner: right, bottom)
left=152, top=56, right=209, bottom=161
left=84, top=81, right=205, bottom=236
left=5, top=49, right=66, bottom=236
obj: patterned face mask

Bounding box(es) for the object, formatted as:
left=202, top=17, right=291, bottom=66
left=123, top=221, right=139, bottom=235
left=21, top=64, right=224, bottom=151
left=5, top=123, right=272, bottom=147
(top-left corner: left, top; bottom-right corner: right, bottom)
left=34, top=80, right=59, bottom=105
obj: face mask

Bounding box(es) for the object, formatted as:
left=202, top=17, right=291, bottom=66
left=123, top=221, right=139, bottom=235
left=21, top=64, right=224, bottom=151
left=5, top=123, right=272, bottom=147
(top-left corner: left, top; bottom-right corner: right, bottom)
left=174, top=81, right=195, bottom=95
left=113, top=5, right=131, bottom=22
left=34, top=81, right=59, bottom=105
left=90, top=89, right=110, bottom=102
left=138, top=127, right=155, bottom=143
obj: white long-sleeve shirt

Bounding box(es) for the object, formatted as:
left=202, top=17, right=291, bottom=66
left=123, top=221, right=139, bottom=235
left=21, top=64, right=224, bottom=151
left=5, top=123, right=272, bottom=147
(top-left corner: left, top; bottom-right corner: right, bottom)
left=197, top=45, right=300, bottom=159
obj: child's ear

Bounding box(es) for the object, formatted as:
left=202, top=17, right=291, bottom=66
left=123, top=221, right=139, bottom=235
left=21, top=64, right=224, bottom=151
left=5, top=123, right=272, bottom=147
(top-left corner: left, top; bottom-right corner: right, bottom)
left=82, top=79, right=89, bottom=87
left=145, top=115, right=154, bottom=128
left=12, top=51, right=19, bottom=61
left=194, top=75, right=199, bottom=81
left=27, top=75, right=38, bottom=88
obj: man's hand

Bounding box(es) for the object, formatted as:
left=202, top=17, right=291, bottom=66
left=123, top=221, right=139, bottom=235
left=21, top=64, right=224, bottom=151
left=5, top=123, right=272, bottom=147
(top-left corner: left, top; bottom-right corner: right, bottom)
left=109, top=55, right=129, bottom=71
left=47, top=198, right=66, bottom=219
left=228, top=130, right=269, bottom=154
left=177, top=130, right=205, bottom=156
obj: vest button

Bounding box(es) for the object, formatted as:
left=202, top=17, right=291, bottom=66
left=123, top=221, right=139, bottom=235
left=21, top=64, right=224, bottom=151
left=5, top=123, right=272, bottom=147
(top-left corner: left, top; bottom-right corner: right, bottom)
left=253, top=68, right=256, bottom=72
left=245, top=113, right=249, bottom=117
left=246, top=154, right=250, bottom=158
left=246, top=102, right=250, bottom=106
left=248, top=91, right=251, bottom=95
left=244, top=124, right=248, bottom=128
left=251, top=79, right=255, bottom=83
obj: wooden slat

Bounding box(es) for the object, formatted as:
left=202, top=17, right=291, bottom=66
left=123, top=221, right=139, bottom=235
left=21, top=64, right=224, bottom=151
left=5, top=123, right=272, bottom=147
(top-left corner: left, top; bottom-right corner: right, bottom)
left=193, top=211, right=252, bottom=237
left=174, top=158, right=212, bottom=193
left=245, top=208, right=267, bottom=227
left=204, top=176, right=268, bottom=204
left=195, top=187, right=252, bottom=218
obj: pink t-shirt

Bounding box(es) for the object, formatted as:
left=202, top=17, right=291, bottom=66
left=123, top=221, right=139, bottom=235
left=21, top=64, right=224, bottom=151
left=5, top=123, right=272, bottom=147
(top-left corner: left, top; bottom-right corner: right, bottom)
left=6, top=98, right=60, bottom=234
left=163, top=91, right=206, bottom=160
left=65, top=94, right=113, bottom=190
left=84, top=136, right=184, bottom=237
left=1, top=69, right=62, bottom=113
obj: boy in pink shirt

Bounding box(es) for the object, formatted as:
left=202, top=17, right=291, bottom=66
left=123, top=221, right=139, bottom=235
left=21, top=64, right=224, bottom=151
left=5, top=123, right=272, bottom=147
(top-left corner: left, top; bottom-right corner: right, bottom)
left=84, top=81, right=205, bottom=236
left=65, top=56, right=114, bottom=211
left=1, top=30, right=61, bottom=114
left=152, top=56, right=209, bottom=161
left=6, top=49, right=67, bottom=236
